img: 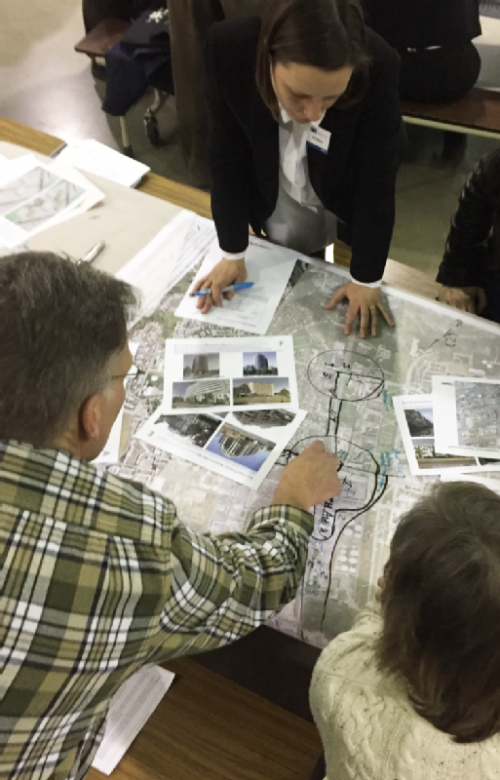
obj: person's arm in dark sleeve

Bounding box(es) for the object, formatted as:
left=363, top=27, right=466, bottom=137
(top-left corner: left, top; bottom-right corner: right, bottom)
left=348, top=46, right=402, bottom=285
left=437, top=151, right=500, bottom=288
left=205, top=23, right=254, bottom=256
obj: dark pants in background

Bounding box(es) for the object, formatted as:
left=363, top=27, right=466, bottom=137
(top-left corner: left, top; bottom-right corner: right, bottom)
left=82, top=0, right=164, bottom=32
left=398, top=42, right=481, bottom=103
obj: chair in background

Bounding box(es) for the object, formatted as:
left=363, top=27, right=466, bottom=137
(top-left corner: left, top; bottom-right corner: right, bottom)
left=75, top=7, right=173, bottom=155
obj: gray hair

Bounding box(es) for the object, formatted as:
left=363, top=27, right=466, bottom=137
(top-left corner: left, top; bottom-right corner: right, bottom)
left=0, top=251, right=138, bottom=446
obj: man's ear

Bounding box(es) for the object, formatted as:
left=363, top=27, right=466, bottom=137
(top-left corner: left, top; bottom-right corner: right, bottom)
left=79, top=394, right=105, bottom=441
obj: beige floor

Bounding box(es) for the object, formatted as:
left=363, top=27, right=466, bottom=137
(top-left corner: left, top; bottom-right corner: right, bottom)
left=1, top=1, right=500, bottom=277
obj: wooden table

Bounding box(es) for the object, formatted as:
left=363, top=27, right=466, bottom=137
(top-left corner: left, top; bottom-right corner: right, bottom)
left=0, top=118, right=438, bottom=780
left=0, top=119, right=441, bottom=302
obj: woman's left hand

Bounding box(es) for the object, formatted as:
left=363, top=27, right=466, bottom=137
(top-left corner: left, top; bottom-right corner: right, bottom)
left=325, top=282, right=394, bottom=338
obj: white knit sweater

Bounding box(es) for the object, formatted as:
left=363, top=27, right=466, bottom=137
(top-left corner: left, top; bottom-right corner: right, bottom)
left=309, top=602, right=500, bottom=780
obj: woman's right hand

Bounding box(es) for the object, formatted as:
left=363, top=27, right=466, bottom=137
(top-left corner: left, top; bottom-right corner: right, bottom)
left=191, top=258, right=247, bottom=314
left=437, top=285, right=487, bottom=315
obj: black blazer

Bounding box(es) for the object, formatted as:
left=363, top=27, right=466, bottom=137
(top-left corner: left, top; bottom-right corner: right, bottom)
left=206, top=17, right=402, bottom=284
left=437, top=148, right=500, bottom=290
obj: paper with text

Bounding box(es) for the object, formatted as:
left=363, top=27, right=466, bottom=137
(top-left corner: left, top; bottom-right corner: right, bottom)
left=91, top=665, right=175, bottom=775
left=175, top=235, right=298, bottom=334
left=117, top=212, right=215, bottom=319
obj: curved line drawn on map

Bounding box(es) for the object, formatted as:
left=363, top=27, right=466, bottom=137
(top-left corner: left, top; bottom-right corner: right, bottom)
left=283, top=348, right=392, bottom=639
left=307, top=349, right=385, bottom=402
left=318, top=473, right=389, bottom=632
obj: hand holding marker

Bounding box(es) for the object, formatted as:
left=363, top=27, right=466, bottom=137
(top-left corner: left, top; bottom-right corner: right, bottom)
left=191, top=282, right=254, bottom=297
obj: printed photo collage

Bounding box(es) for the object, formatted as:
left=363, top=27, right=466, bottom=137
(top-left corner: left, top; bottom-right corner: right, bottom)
left=135, top=336, right=306, bottom=489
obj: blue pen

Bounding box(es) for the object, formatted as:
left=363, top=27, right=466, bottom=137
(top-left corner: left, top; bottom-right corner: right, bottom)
left=192, top=282, right=254, bottom=297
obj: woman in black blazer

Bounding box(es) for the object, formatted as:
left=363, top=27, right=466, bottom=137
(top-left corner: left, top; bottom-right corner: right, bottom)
left=194, top=0, right=402, bottom=338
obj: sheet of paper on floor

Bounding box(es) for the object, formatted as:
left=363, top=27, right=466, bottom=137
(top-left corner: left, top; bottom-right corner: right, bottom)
left=91, top=665, right=175, bottom=775
left=162, top=335, right=299, bottom=414
left=175, top=235, right=300, bottom=334
left=393, top=394, right=500, bottom=475
left=116, top=212, right=215, bottom=319
left=433, top=376, right=500, bottom=459
left=136, top=406, right=307, bottom=489
left=56, top=138, right=150, bottom=188
left=0, top=154, right=104, bottom=247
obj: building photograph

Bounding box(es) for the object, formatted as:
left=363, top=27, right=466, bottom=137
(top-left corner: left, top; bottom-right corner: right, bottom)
left=183, top=352, right=220, bottom=379
left=172, top=378, right=230, bottom=408
left=233, top=409, right=296, bottom=428
left=154, top=413, right=221, bottom=448
left=242, top=351, right=278, bottom=376
left=205, top=422, right=274, bottom=472
left=233, top=377, right=291, bottom=406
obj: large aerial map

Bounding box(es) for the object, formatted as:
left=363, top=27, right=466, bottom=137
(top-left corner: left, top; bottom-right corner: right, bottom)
left=108, top=236, right=500, bottom=647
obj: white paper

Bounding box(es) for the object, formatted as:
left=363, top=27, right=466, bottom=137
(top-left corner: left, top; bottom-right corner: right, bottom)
left=116, top=212, right=214, bottom=319
left=162, top=335, right=299, bottom=414
left=393, top=394, right=500, bottom=475
left=91, top=665, right=175, bottom=775
left=440, top=472, right=500, bottom=495
left=56, top=139, right=150, bottom=188
left=0, top=154, right=104, bottom=247
left=175, top=235, right=298, bottom=335
left=136, top=406, right=307, bottom=489
left=433, top=376, right=500, bottom=458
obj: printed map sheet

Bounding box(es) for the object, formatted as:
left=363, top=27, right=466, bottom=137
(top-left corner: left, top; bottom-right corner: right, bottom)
left=105, top=229, right=500, bottom=646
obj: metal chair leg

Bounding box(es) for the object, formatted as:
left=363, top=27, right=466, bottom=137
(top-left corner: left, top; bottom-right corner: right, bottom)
left=119, top=116, right=133, bottom=156
left=144, top=90, right=169, bottom=145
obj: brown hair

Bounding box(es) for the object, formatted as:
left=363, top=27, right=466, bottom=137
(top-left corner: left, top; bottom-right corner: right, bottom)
left=378, top=481, right=500, bottom=743
left=0, top=251, right=138, bottom=446
left=256, top=0, right=370, bottom=120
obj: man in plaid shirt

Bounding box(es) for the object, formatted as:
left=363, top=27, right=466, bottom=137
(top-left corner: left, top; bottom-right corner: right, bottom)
left=0, top=252, right=341, bottom=780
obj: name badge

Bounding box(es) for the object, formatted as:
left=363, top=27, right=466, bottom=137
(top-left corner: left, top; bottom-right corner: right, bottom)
left=307, top=125, right=331, bottom=154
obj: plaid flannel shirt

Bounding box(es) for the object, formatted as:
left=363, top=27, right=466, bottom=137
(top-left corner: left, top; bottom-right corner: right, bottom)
left=0, top=440, right=313, bottom=780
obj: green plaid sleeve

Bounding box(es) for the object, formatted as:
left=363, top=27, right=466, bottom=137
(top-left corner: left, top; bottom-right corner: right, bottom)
left=150, top=503, right=314, bottom=658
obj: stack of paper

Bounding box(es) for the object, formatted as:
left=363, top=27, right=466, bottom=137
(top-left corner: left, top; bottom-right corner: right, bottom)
left=135, top=335, right=306, bottom=489
left=116, top=212, right=216, bottom=320
left=393, top=377, right=500, bottom=476
left=56, top=139, right=150, bottom=188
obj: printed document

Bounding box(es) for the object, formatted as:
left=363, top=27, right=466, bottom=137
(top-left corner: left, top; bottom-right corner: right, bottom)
left=0, top=154, right=104, bottom=247
left=432, top=376, right=500, bottom=459
left=91, top=665, right=175, bottom=775
left=175, top=235, right=298, bottom=334
left=117, top=213, right=215, bottom=319
left=393, top=394, right=500, bottom=475
left=136, top=406, right=307, bottom=490
left=162, top=335, right=299, bottom=414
